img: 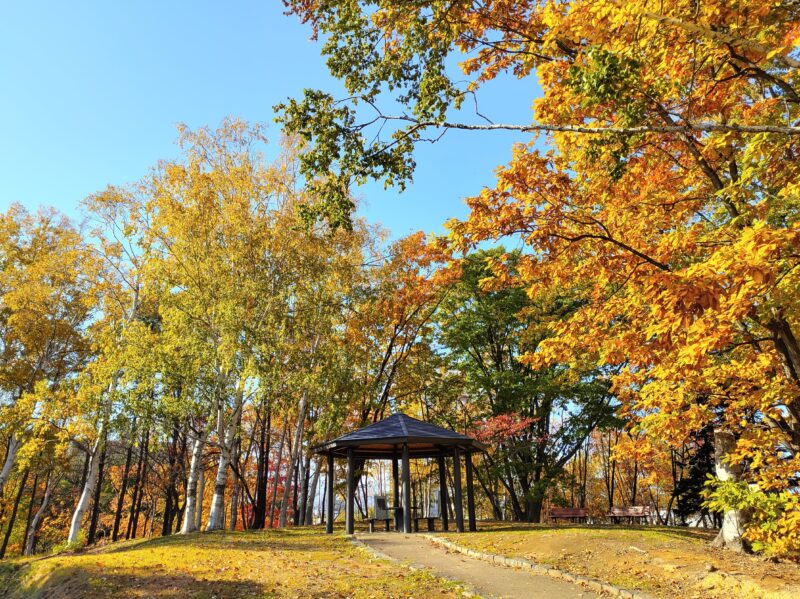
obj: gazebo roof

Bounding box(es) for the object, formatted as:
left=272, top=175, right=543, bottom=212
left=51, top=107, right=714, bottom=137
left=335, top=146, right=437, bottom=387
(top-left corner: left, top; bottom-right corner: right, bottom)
left=313, top=413, right=487, bottom=459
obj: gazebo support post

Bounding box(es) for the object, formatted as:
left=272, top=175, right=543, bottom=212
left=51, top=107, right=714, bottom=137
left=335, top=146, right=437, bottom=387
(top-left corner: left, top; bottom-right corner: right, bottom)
left=465, top=452, right=476, bottom=532
left=402, top=444, right=412, bottom=533
left=346, top=448, right=355, bottom=535
left=392, top=453, right=400, bottom=531
left=453, top=448, right=465, bottom=533
left=326, top=453, right=334, bottom=534
left=437, top=454, right=449, bottom=531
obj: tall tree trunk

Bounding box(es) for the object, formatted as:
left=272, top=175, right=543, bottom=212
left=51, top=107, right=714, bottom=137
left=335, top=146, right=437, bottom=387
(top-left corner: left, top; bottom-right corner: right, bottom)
left=21, top=472, right=39, bottom=551
left=304, top=457, right=322, bottom=525
left=195, top=465, right=205, bottom=531
left=229, top=479, right=239, bottom=531
left=161, top=427, right=178, bottom=537
left=267, top=414, right=289, bottom=528
left=229, top=424, right=241, bottom=531
left=25, top=472, right=54, bottom=556
left=130, top=429, right=150, bottom=539
left=290, top=452, right=301, bottom=526
left=180, top=430, right=207, bottom=534
left=253, top=405, right=271, bottom=529
left=126, top=428, right=148, bottom=540
left=0, top=434, right=20, bottom=494
left=279, top=393, right=307, bottom=527
left=112, top=427, right=136, bottom=542
left=205, top=446, right=230, bottom=531
left=87, top=438, right=108, bottom=544
left=712, top=429, right=749, bottom=552
left=68, top=420, right=107, bottom=545
left=296, top=450, right=311, bottom=525
left=229, top=431, right=241, bottom=532
left=205, top=383, right=244, bottom=532
left=0, top=469, right=29, bottom=558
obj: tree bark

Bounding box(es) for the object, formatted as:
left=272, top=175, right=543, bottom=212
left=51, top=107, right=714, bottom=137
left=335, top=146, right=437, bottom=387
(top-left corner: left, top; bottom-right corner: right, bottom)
left=87, top=437, right=108, bottom=544
left=205, top=381, right=244, bottom=532
left=180, top=430, right=207, bottom=534
left=21, top=472, right=39, bottom=552
left=0, top=434, right=20, bottom=494
left=68, top=420, right=107, bottom=545
left=267, top=414, right=289, bottom=528
left=112, top=428, right=136, bottom=541
left=195, top=464, right=205, bottom=531
left=711, top=429, right=748, bottom=552
left=130, top=429, right=150, bottom=539
left=25, top=471, right=54, bottom=556
left=0, top=469, right=29, bottom=558
left=126, top=428, right=148, bottom=539
left=279, top=393, right=308, bottom=528
left=253, top=405, right=271, bottom=529
left=205, top=443, right=232, bottom=531
left=304, top=457, right=322, bottom=525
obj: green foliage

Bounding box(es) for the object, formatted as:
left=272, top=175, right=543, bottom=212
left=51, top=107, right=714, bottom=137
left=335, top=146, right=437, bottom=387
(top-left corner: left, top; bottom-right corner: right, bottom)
left=705, top=479, right=800, bottom=556
left=436, top=249, right=615, bottom=520
left=275, top=90, right=418, bottom=229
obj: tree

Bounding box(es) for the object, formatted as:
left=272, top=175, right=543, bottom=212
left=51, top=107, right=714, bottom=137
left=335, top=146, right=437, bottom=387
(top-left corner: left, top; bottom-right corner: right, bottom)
left=0, top=206, right=96, bottom=499
left=435, top=249, right=615, bottom=521
left=280, top=0, right=800, bottom=552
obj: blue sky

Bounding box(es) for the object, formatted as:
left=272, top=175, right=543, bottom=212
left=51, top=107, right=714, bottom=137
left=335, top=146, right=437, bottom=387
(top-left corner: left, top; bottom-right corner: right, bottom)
left=1, top=1, right=536, bottom=239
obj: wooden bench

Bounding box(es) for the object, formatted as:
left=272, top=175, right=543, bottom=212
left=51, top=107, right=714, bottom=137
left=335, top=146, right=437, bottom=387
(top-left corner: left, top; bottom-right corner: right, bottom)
left=607, top=506, right=651, bottom=524
left=412, top=516, right=438, bottom=532
left=366, top=495, right=393, bottom=532
left=366, top=517, right=392, bottom=532
left=549, top=507, right=588, bottom=523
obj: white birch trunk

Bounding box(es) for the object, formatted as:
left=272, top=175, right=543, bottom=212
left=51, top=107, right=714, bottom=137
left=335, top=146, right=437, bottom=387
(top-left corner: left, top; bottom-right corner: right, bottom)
left=712, top=429, right=748, bottom=552
left=305, top=456, right=322, bottom=525
left=205, top=434, right=232, bottom=531
left=180, top=431, right=207, bottom=534
left=205, top=385, right=243, bottom=532
left=278, top=393, right=307, bottom=527
left=0, top=433, right=20, bottom=493
left=67, top=421, right=106, bottom=544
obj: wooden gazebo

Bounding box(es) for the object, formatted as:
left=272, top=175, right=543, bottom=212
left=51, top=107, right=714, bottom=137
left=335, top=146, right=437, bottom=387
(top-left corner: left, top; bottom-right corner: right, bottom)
left=314, top=413, right=487, bottom=534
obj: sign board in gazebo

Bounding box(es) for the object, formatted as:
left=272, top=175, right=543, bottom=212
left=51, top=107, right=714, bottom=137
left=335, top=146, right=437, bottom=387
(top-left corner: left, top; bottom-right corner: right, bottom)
left=313, top=413, right=487, bottom=534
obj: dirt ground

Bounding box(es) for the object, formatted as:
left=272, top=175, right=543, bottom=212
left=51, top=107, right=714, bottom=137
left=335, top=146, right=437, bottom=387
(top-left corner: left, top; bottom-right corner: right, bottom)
left=439, top=523, right=800, bottom=599
left=359, top=532, right=601, bottom=598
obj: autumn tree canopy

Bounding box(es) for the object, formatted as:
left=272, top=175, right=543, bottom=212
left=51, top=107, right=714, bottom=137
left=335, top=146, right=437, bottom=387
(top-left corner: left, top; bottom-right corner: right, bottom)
left=280, top=0, right=800, bottom=552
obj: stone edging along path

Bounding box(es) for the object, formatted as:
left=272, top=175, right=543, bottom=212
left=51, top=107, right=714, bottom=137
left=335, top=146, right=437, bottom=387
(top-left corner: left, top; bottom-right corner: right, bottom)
left=349, top=535, right=482, bottom=598
left=421, top=534, right=657, bottom=599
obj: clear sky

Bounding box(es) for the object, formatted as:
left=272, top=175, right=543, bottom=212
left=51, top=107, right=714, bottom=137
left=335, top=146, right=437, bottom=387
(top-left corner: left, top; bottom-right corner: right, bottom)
left=1, top=1, right=536, bottom=239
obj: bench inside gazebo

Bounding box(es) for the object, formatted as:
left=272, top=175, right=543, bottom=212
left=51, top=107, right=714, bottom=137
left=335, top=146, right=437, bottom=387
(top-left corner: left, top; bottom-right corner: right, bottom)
left=314, top=413, right=487, bottom=534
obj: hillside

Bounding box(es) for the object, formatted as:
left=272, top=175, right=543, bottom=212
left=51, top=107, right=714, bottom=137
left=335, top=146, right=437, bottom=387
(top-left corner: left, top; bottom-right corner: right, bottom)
left=0, top=528, right=461, bottom=599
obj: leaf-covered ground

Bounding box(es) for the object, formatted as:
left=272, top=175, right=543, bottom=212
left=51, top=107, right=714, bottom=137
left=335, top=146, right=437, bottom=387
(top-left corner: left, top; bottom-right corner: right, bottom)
left=0, top=527, right=462, bottom=598
left=438, top=523, right=799, bottom=598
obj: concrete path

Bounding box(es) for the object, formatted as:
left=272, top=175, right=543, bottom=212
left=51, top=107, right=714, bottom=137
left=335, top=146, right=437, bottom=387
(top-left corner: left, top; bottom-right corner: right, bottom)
left=357, top=533, right=600, bottom=599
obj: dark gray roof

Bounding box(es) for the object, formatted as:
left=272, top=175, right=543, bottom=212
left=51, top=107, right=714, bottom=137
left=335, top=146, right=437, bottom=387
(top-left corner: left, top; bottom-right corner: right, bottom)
left=313, top=413, right=487, bottom=458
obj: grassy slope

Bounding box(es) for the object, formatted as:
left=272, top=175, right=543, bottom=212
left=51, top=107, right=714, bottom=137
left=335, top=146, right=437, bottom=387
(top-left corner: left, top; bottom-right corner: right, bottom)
left=0, top=527, right=461, bottom=599
left=440, top=523, right=800, bottom=599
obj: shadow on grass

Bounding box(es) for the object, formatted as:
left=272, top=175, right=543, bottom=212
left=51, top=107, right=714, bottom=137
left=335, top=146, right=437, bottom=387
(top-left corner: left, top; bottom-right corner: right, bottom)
left=97, top=527, right=347, bottom=556
left=5, top=564, right=266, bottom=599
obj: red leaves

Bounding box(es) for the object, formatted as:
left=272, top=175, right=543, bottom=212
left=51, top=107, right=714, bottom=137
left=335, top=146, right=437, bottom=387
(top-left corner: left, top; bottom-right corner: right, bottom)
left=472, top=413, right=539, bottom=443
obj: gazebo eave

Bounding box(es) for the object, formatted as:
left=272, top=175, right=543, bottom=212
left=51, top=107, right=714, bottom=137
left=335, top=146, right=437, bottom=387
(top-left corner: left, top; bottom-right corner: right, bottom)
left=313, top=436, right=487, bottom=457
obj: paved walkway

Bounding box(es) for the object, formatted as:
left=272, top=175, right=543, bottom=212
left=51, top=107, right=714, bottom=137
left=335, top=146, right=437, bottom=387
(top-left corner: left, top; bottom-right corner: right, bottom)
left=357, top=533, right=600, bottom=599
